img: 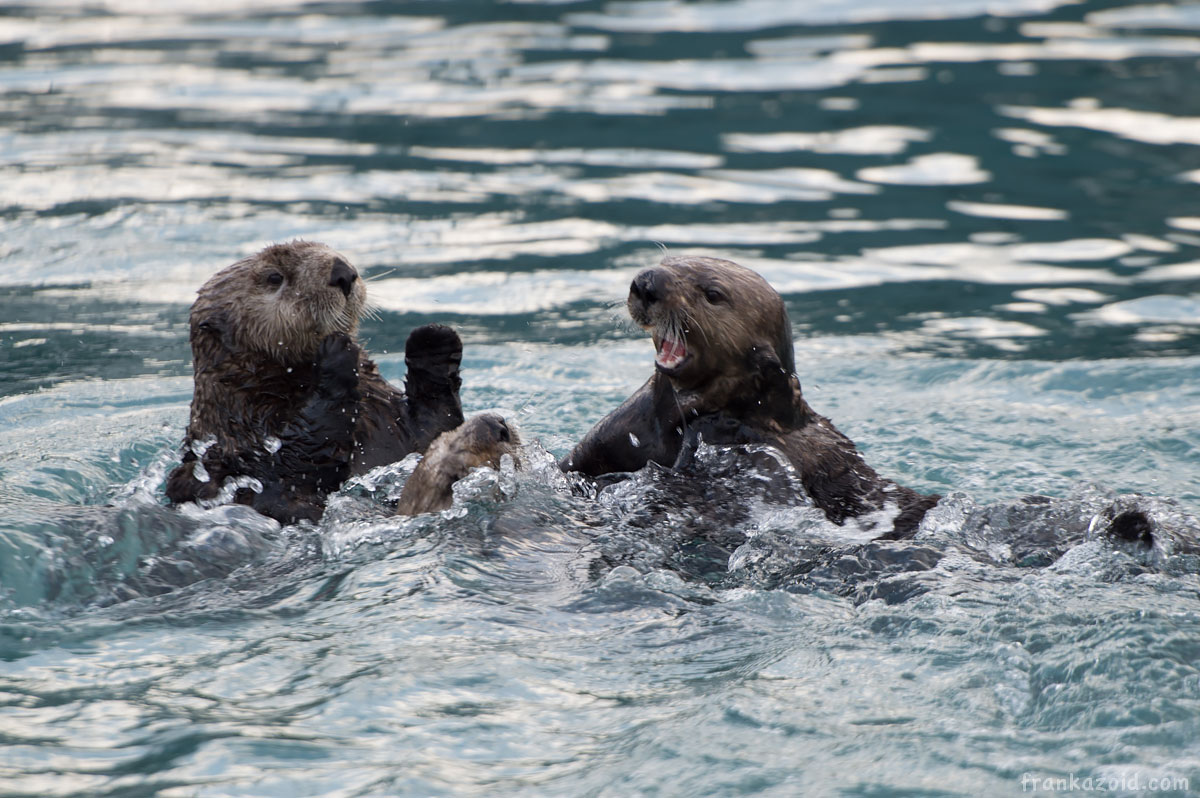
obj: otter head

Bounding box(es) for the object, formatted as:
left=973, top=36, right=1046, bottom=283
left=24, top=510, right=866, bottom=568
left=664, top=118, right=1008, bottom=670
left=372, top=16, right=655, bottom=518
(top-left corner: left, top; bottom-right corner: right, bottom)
left=396, top=413, right=520, bottom=516
left=627, top=255, right=796, bottom=409
left=191, top=240, right=367, bottom=366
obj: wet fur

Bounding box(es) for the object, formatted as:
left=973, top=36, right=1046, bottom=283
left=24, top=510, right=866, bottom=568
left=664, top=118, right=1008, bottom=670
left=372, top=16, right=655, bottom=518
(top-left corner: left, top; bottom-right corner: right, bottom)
left=396, top=414, right=519, bottom=515
left=165, top=241, right=464, bottom=524
left=561, top=255, right=939, bottom=538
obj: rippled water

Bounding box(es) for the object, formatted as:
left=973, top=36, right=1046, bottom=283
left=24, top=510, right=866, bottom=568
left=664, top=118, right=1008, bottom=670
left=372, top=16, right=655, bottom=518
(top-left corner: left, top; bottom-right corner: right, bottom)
left=2, top=0, right=1200, bottom=795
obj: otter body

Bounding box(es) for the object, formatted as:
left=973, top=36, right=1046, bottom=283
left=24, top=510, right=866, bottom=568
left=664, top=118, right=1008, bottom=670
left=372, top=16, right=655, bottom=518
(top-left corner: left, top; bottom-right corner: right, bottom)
left=166, top=241, right=464, bottom=524
left=562, top=255, right=938, bottom=538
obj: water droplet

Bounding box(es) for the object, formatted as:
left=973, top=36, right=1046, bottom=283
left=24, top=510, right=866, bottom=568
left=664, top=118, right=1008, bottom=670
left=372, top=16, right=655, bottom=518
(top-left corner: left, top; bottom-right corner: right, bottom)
left=263, top=435, right=282, bottom=454
left=189, top=436, right=216, bottom=457
left=628, top=433, right=641, bottom=447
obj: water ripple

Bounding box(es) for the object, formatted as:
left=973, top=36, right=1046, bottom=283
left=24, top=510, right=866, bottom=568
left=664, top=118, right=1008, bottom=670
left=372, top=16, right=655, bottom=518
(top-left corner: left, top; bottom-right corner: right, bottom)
left=3, top=0, right=1200, bottom=795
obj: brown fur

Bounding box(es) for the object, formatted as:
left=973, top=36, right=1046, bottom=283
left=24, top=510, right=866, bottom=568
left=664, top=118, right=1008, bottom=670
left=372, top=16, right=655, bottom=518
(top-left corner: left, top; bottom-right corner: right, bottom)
left=396, top=414, right=520, bottom=516
left=561, top=255, right=938, bottom=538
left=165, top=241, right=464, bottom=523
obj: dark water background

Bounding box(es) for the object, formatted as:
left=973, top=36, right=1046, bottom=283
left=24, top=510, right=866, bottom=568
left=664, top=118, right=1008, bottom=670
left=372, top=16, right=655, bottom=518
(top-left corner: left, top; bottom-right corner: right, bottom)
left=2, top=0, right=1200, bottom=795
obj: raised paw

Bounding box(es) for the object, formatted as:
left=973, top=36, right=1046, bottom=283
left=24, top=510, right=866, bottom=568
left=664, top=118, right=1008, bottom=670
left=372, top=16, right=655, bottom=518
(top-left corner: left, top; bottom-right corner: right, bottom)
left=315, top=332, right=361, bottom=398
left=405, top=324, right=463, bottom=367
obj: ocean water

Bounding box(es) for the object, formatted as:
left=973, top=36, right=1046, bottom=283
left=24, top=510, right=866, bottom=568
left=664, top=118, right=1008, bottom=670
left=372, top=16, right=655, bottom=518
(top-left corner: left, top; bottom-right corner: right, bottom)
left=2, top=0, right=1200, bottom=795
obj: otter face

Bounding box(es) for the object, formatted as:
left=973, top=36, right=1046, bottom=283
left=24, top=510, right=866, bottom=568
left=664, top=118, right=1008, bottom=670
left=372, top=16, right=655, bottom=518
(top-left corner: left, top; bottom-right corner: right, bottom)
left=627, top=255, right=795, bottom=393
left=437, top=413, right=520, bottom=476
left=193, top=241, right=368, bottom=364
left=396, top=413, right=520, bottom=515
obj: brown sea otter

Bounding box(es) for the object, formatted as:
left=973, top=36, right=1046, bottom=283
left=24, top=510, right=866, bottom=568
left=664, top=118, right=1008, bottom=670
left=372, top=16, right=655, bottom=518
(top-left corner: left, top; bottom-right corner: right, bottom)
left=395, top=413, right=520, bottom=516
left=165, top=241, right=464, bottom=524
left=561, top=255, right=939, bottom=538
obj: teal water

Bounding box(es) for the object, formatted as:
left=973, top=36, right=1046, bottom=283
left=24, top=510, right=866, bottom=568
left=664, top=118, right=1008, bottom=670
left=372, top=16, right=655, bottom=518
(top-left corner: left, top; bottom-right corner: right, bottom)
left=2, top=0, right=1200, bottom=795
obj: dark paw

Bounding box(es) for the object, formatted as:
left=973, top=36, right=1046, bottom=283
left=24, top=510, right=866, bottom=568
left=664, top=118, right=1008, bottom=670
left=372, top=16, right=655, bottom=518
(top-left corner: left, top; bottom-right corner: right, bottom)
left=315, top=332, right=361, bottom=397
left=1104, top=507, right=1155, bottom=548
left=405, top=324, right=463, bottom=366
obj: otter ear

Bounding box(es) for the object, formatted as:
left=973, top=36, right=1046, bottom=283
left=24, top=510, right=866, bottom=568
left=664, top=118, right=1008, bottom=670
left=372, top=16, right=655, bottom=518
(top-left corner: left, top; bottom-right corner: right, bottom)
left=747, top=342, right=779, bottom=366
left=192, top=311, right=235, bottom=367
left=747, top=345, right=786, bottom=388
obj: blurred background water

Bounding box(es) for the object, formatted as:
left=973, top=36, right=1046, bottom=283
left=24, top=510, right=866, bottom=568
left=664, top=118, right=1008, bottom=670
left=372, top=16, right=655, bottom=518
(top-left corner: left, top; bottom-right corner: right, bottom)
left=1, top=0, right=1200, bottom=795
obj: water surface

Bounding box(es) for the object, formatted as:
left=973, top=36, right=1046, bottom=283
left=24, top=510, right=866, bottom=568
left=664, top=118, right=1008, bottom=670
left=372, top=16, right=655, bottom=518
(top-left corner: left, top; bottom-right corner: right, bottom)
left=1, top=0, right=1199, bottom=795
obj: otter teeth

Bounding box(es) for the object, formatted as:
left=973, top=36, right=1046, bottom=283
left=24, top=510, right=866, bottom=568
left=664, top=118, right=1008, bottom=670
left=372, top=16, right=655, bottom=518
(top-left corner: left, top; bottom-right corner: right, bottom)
left=656, top=334, right=688, bottom=369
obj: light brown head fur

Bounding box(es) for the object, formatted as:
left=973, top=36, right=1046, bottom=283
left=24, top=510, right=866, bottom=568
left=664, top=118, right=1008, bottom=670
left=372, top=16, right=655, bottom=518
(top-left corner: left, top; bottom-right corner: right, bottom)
left=627, top=255, right=795, bottom=409
left=396, top=413, right=520, bottom=516
left=191, top=240, right=367, bottom=366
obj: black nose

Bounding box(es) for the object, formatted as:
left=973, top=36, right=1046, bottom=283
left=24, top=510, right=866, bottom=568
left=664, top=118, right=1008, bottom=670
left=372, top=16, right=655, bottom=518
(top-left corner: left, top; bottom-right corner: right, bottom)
left=478, top=414, right=511, bottom=443
left=329, top=258, right=358, bottom=298
left=630, top=269, right=660, bottom=304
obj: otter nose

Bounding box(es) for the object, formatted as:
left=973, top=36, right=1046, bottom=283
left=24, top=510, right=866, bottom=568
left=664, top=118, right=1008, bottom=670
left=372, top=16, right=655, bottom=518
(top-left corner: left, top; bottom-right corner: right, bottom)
left=482, top=414, right=512, bottom=443
left=630, top=269, right=660, bottom=304
left=329, top=258, right=358, bottom=298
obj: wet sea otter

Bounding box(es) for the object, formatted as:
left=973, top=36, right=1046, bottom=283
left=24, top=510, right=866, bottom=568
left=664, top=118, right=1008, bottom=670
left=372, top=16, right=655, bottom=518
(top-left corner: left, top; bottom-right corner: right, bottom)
left=396, top=413, right=520, bottom=516
left=165, top=241, right=464, bottom=524
left=561, top=255, right=939, bottom=538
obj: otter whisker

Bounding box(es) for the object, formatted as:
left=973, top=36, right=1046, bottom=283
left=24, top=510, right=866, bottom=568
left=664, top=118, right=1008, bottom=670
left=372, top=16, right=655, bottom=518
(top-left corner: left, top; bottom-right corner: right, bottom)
left=674, top=316, right=685, bottom=344
left=341, top=302, right=364, bottom=328
left=679, top=306, right=710, bottom=348
left=611, top=298, right=641, bottom=330
left=359, top=303, right=383, bottom=324
left=364, top=268, right=397, bottom=283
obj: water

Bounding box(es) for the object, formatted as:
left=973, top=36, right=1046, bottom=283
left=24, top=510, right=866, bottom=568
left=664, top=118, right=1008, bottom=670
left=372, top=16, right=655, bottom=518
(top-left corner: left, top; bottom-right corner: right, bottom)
left=2, top=0, right=1200, bottom=794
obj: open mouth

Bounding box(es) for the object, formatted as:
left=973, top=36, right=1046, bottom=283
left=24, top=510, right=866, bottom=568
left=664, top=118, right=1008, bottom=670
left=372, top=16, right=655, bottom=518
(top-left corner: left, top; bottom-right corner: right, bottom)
left=655, top=333, right=689, bottom=370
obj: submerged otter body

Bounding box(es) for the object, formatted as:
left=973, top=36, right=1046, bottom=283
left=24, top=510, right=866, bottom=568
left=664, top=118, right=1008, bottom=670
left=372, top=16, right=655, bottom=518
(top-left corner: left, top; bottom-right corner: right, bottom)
left=165, top=241, right=464, bottom=524
left=561, top=255, right=939, bottom=538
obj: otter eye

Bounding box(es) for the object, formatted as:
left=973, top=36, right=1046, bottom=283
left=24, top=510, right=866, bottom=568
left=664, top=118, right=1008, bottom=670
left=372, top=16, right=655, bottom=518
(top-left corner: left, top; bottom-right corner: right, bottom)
left=266, top=272, right=284, bottom=287
left=704, top=287, right=726, bottom=304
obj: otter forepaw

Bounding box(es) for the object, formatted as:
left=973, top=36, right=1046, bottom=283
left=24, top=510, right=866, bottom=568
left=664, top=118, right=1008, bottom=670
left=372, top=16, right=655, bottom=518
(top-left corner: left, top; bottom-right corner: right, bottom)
left=405, top=324, right=463, bottom=366
left=315, top=332, right=361, bottom=398
left=404, top=324, right=463, bottom=407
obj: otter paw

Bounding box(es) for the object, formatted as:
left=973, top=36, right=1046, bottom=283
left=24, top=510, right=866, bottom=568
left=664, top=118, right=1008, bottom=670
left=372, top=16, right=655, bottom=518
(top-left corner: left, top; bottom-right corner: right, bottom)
left=315, top=332, right=360, bottom=397
left=405, top=324, right=463, bottom=365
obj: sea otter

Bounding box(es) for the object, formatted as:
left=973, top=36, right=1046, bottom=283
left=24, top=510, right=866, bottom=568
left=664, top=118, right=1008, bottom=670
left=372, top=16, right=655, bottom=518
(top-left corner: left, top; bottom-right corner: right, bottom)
left=561, top=255, right=939, bottom=538
left=165, top=241, right=464, bottom=524
left=396, top=413, right=520, bottom=516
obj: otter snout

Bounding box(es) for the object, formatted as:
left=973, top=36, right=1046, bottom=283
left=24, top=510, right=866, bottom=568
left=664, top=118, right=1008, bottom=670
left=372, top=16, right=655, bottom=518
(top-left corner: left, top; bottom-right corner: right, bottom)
left=328, top=257, right=358, bottom=298
left=630, top=269, right=662, bottom=305
left=480, top=414, right=513, bottom=444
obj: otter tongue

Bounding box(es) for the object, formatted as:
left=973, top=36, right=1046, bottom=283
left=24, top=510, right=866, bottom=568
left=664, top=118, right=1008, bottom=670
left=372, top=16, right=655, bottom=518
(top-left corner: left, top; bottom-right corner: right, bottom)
left=656, top=335, right=688, bottom=369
